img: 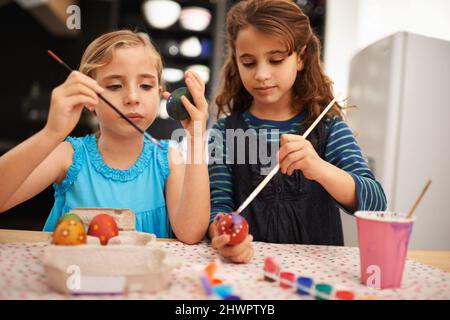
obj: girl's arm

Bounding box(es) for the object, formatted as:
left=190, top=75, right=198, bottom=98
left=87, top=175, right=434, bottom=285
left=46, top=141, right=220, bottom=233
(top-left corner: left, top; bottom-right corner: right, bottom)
left=313, top=161, right=357, bottom=211
left=207, top=119, right=236, bottom=225
left=279, top=119, right=387, bottom=213
left=166, top=141, right=210, bottom=244
left=0, top=71, right=103, bottom=212
left=0, top=140, right=73, bottom=212
left=165, top=70, right=210, bottom=244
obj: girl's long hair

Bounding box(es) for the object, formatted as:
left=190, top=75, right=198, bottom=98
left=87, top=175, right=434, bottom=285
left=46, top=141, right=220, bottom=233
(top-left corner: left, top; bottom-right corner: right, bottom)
left=215, top=0, right=343, bottom=129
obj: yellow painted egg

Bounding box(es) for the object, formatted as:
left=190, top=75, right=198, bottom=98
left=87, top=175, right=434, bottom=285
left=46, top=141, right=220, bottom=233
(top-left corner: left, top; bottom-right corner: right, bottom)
left=52, top=217, right=87, bottom=246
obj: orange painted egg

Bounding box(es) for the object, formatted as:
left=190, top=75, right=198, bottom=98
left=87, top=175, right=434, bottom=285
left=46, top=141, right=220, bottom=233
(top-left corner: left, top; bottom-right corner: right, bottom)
left=53, top=218, right=87, bottom=245
left=87, top=214, right=119, bottom=245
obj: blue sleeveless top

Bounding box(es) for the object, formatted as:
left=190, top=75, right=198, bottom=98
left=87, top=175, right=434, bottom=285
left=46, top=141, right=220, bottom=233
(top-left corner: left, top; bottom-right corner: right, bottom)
left=43, top=134, right=172, bottom=238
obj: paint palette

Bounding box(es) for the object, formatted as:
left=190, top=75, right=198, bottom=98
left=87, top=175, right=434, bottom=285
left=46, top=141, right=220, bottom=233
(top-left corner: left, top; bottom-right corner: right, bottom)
left=263, top=257, right=358, bottom=300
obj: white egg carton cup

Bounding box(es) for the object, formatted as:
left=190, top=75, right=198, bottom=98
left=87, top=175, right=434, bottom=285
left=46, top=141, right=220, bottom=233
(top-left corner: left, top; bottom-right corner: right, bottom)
left=42, top=208, right=180, bottom=295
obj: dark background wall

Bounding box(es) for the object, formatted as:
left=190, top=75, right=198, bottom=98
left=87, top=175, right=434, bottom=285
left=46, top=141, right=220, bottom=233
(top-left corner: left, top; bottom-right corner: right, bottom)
left=0, top=0, right=326, bottom=231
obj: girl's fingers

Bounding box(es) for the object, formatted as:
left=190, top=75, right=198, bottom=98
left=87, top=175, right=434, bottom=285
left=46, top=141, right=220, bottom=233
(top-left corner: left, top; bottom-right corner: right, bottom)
left=215, top=212, right=225, bottom=222
left=232, top=245, right=253, bottom=263
left=218, top=234, right=253, bottom=258
left=186, top=70, right=205, bottom=91
left=280, top=150, right=305, bottom=174
left=241, top=246, right=254, bottom=263
left=209, top=213, right=224, bottom=239
left=185, top=73, right=208, bottom=113
left=230, top=236, right=253, bottom=262
left=280, top=133, right=299, bottom=144
left=67, top=92, right=100, bottom=109
left=181, top=95, right=200, bottom=119
left=64, top=83, right=99, bottom=103
left=64, top=95, right=99, bottom=111
left=162, top=91, right=171, bottom=100
left=286, top=161, right=300, bottom=176
left=185, top=82, right=207, bottom=112
left=67, top=71, right=104, bottom=94
left=211, top=234, right=230, bottom=250
left=278, top=141, right=304, bottom=163
left=217, top=243, right=239, bottom=258
left=84, top=104, right=95, bottom=112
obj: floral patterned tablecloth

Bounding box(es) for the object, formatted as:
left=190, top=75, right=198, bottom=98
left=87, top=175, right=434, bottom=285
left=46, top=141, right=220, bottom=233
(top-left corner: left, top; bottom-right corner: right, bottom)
left=1, top=241, right=449, bottom=300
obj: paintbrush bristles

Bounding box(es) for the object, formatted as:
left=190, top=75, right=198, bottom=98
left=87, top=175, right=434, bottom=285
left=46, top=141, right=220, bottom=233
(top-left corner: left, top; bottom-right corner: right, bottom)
left=47, top=50, right=64, bottom=65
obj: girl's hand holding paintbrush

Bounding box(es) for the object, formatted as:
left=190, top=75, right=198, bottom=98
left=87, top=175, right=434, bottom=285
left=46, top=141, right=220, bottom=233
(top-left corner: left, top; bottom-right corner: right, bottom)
left=277, top=134, right=325, bottom=180
left=44, top=71, right=104, bottom=141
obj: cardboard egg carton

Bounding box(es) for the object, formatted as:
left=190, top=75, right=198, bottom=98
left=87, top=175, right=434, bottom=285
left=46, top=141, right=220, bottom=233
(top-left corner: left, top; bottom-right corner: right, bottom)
left=43, top=208, right=180, bottom=294
left=43, top=244, right=179, bottom=294
left=70, top=207, right=136, bottom=231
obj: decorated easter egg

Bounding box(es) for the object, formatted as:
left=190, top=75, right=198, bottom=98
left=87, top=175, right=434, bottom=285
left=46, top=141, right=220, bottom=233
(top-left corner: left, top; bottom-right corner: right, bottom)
left=53, top=217, right=87, bottom=246
left=166, top=87, right=193, bottom=120
left=88, top=214, right=119, bottom=245
left=55, top=213, right=82, bottom=227
left=216, top=213, right=249, bottom=245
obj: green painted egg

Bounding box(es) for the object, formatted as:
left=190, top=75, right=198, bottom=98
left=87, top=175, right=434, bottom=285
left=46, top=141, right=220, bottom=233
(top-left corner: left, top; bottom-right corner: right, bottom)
left=166, top=87, right=193, bottom=120
left=56, top=213, right=82, bottom=227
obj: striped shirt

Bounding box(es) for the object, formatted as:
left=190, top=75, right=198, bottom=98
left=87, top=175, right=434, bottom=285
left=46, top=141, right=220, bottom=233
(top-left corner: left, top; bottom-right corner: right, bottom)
left=207, top=110, right=387, bottom=222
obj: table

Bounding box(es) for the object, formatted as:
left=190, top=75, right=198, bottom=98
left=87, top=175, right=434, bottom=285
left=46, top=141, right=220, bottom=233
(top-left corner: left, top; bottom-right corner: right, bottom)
left=1, top=229, right=449, bottom=299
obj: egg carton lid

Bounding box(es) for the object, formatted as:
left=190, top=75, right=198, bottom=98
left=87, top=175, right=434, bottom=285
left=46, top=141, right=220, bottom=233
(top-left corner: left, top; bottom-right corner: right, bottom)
left=70, top=207, right=136, bottom=231
left=42, top=243, right=180, bottom=294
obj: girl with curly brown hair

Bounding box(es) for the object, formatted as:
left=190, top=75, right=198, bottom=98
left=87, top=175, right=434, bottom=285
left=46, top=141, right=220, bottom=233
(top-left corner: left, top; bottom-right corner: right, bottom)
left=208, top=0, right=386, bottom=263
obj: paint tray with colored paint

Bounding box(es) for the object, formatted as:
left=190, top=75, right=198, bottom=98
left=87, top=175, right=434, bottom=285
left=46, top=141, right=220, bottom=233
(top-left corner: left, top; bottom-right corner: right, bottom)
left=356, top=211, right=415, bottom=289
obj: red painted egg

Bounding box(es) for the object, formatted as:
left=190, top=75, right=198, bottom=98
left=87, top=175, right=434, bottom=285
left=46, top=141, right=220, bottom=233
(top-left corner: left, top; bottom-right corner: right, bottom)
left=87, top=214, right=119, bottom=245
left=216, top=213, right=249, bottom=245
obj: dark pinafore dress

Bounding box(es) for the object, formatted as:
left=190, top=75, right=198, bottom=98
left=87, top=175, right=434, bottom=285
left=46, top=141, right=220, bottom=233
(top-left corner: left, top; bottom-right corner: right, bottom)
left=225, top=112, right=344, bottom=245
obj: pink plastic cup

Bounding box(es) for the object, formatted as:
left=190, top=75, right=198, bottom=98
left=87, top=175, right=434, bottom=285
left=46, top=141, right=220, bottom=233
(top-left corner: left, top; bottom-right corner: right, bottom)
left=355, top=211, right=415, bottom=289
